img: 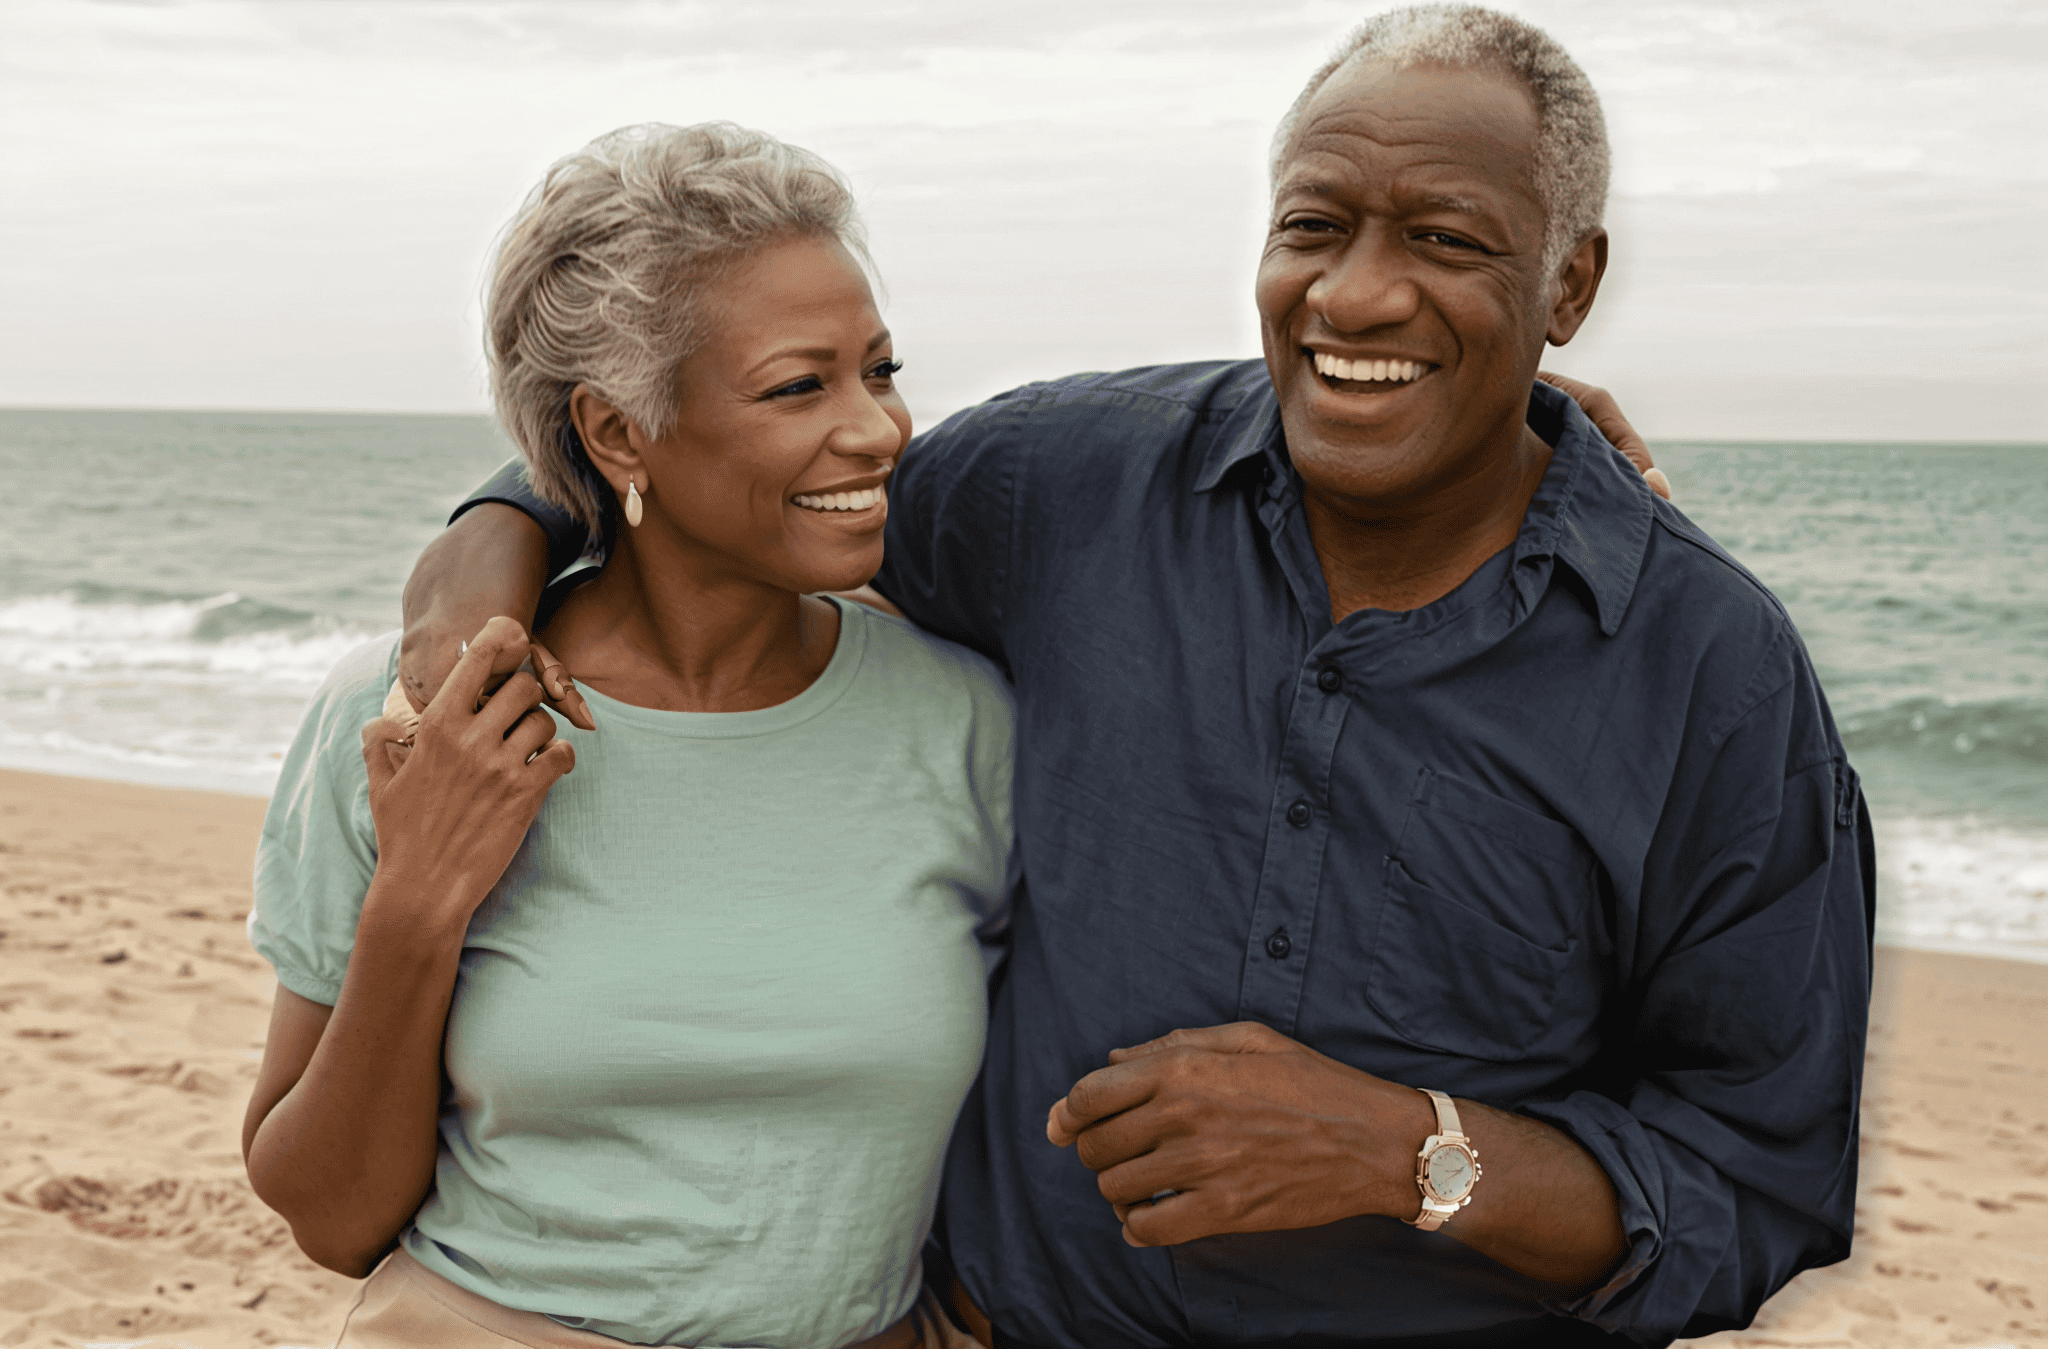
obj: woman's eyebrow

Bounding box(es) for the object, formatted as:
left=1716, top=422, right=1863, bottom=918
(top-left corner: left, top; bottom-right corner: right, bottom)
left=747, top=346, right=836, bottom=376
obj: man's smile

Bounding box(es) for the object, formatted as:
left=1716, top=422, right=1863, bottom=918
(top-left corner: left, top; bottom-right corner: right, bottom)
left=1303, top=346, right=1437, bottom=396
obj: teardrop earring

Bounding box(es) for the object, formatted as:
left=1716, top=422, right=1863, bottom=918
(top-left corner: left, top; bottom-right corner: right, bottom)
left=624, top=478, right=643, bottom=528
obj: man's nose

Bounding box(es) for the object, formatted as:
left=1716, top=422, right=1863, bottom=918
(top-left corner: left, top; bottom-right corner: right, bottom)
left=1307, top=228, right=1420, bottom=333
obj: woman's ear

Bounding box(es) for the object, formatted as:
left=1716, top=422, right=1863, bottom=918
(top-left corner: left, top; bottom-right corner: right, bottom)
left=568, top=383, right=646, bottom=491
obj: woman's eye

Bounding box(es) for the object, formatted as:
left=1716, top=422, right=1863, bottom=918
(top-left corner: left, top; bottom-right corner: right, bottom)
left=764, top=375, right=824, bottom=400
left=867, top=359, right=903, bottom=382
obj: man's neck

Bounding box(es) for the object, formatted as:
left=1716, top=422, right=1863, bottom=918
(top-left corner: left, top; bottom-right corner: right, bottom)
left=1304, top=424, right=1554, bottom=623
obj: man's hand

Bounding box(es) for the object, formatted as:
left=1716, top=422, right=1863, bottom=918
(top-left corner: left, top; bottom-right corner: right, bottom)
left=1047, top=1022, right=1427, bottom=1248
left=1049, top=1022, right=1629, bottom=1289
left=1536, top=371, right=1671, bottom=500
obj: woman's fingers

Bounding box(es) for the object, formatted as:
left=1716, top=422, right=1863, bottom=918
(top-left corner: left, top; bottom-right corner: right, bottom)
left=1535, top=370, right=1672, bottom=500
left=358, top=716, right=413, bottom=795
left=430, top=617, right=532, bottom=723
left=527, top=639, right=596, bottom=731
left=503, top=704, right=560, bottom=765
left=472, top=670, right=547, bottom=741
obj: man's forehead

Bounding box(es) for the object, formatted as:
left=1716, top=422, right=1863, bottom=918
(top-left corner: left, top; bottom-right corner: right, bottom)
left=1277, top=60, right=1543, bottom=207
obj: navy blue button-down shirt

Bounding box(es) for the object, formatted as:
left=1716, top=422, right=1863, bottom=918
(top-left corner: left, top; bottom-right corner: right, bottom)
left=466, top=363, right=1874, bottom=1349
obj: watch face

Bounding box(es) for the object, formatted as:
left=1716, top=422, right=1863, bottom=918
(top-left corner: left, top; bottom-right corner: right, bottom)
left=1426, top=1144, right=1475, bottom=1200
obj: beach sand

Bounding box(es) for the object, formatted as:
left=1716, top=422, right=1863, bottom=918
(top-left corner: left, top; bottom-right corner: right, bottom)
left=1, top=767, right=2043, bottom=1349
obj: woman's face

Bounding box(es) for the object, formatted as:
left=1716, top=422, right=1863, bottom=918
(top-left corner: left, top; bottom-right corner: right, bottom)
left=636, top=234, right=910, bottom=596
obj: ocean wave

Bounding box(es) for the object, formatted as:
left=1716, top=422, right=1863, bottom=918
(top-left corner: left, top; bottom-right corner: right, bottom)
left=0, top=587, right=380, bottom=688
left=1840, top=693, right=2047, bottom=769
left=1874, top=813, right=2048, bottom=963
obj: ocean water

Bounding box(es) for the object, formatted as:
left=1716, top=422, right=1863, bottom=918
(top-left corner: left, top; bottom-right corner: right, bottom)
left=2, top=410, right=2044, bottom=961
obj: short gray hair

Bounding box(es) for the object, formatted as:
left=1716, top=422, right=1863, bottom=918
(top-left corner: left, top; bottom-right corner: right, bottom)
left=1272, top=5, right=1610, bottom=276
left=487, top=122, right=869, bottom=533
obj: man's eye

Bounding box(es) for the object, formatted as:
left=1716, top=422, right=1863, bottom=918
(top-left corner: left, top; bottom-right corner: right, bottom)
left=1280, top=217, right=1340, bottom=235
left=1419, top=231, right=1483, bottom=252
left=765, top=375, right=824, bottom=399
left=867, top=359, right=903, bottom=382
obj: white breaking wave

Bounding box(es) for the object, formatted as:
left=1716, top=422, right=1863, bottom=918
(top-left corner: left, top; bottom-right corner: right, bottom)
left=0, top=589, right=387, bottom=797
left=0, top=590, right=379, bottom=689
left=1873, top=813, right=2048, bottom=964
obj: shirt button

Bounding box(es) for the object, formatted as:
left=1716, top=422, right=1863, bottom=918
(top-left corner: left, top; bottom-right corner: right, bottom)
left=1286, top=800, right=1313, bottom=828
left=1316, top=667, right=1343, bottom=694
left=1265, top=929, right=1292, bottom=960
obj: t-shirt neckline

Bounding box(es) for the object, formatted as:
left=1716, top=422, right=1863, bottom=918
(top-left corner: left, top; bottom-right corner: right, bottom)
left=565, top=595, right=868, bottom=740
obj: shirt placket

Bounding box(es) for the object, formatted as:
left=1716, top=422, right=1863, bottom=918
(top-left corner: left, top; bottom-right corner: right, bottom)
left=1234, top=472, right=1351, bottom=1037
left=1234, top=653, right=1351, bottom=1036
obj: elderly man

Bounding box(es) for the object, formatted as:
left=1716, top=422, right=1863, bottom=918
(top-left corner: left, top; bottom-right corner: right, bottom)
left=398, top=7, right=1871, bottom=1346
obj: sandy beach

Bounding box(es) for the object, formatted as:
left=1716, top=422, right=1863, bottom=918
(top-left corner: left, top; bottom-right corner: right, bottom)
left=1, top=766, right=2043, bottom=1349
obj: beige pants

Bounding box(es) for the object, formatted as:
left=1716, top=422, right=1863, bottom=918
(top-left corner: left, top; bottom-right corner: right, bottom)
left=333, top=1247, right=980, bottom=1349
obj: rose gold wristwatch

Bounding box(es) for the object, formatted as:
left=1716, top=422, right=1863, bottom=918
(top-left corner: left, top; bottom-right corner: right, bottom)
left=1407, top=1088, right=1482, bottom=1231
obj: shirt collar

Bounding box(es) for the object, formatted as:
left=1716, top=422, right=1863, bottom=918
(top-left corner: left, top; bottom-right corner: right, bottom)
left=1194, top=376, right=1655, bottom=636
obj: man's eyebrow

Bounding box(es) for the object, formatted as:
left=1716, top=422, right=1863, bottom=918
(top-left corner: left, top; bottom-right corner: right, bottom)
left=1417, top=193, right=1499, bottom=218
left=1418, top=191, right=1488, bottom=215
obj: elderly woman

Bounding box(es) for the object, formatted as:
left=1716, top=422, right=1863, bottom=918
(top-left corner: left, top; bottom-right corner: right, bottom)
left=241, top=123, right=1008, bottom=1349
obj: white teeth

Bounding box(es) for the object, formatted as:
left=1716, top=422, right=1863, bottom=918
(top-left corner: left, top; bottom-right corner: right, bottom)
left=1311, top=351, right=1426, bottom=385
left=793, top=486, right=884, bottom=512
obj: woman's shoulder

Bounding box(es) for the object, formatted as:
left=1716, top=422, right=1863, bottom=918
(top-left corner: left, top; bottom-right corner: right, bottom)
left=840, top=599, right=1014, bottom=717
left=843, top=597, right=1011, bottom=691
left=290, top=632, right=404, bottom=760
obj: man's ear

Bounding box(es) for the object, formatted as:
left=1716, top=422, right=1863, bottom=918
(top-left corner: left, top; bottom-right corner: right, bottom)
left=1545, top=229, right=1608, bottom=347
left=567, top=383, right=648, bottom=492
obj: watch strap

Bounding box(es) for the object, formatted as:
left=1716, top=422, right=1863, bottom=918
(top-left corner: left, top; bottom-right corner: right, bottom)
left=1420, top=1087, right=1462, bottom=1139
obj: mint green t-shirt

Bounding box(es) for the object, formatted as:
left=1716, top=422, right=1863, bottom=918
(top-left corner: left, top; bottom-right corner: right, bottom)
left=250, top=599, right=1014, bottom=1347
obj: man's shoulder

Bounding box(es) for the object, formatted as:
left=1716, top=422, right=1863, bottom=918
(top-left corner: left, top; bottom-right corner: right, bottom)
left=918, top=358, right=1271, bottom=462
left=1627, top=499, right=1819, bottom=730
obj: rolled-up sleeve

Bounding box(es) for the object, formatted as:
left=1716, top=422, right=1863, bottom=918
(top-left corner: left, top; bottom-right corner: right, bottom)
left=451, top=457, right=592, bottom=580
left=1523, top=631, right=1876, bottom=1345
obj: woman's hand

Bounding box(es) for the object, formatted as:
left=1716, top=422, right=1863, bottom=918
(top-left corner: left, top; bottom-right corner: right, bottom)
left=1536, top=371, right=1672, bottom=500
left=362, top=616, right=577, bottom=921
left=398, top=503, right=595, bottom=728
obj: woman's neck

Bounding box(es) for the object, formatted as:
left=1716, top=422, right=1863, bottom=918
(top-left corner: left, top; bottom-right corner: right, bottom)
left=537, top=531, right=840, bottom=714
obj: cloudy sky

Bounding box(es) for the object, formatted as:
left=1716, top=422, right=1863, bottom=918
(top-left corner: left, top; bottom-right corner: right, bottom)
left=3, top=0, right=2042, bottom=440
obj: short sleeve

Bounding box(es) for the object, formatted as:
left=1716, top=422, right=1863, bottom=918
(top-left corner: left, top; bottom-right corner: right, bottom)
left=247, top=634, right=400, bottom=1005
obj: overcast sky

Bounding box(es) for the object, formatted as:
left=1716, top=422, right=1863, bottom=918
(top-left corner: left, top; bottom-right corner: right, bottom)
left=3, top=0, right=2042, bottom=440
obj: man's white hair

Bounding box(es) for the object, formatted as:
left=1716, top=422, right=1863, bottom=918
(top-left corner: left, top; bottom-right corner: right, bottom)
left=486, top=122, right=870, bottom=533
left=1272, top=4, right=1610, bottom=276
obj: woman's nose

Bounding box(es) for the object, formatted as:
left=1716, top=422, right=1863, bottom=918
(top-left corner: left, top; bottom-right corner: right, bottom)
left=835, top=387, right=906, bottom=459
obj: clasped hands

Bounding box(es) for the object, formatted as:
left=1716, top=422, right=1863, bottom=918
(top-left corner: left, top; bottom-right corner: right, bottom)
left=1046, top=1021, right=1434, bottom=1248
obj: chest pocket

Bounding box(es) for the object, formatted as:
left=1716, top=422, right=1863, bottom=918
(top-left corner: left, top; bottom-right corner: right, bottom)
left=1365, top=768, right=1600, bottom=1062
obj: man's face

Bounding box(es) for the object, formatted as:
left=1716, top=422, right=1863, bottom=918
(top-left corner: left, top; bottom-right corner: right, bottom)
left=1257, top=60, right=1595, bottom=512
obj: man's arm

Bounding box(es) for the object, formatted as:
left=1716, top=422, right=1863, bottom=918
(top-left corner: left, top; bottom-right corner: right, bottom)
left=397, top=460, right=592, bottom=724
left=1048, top=1022, right=1626, bottom=1290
